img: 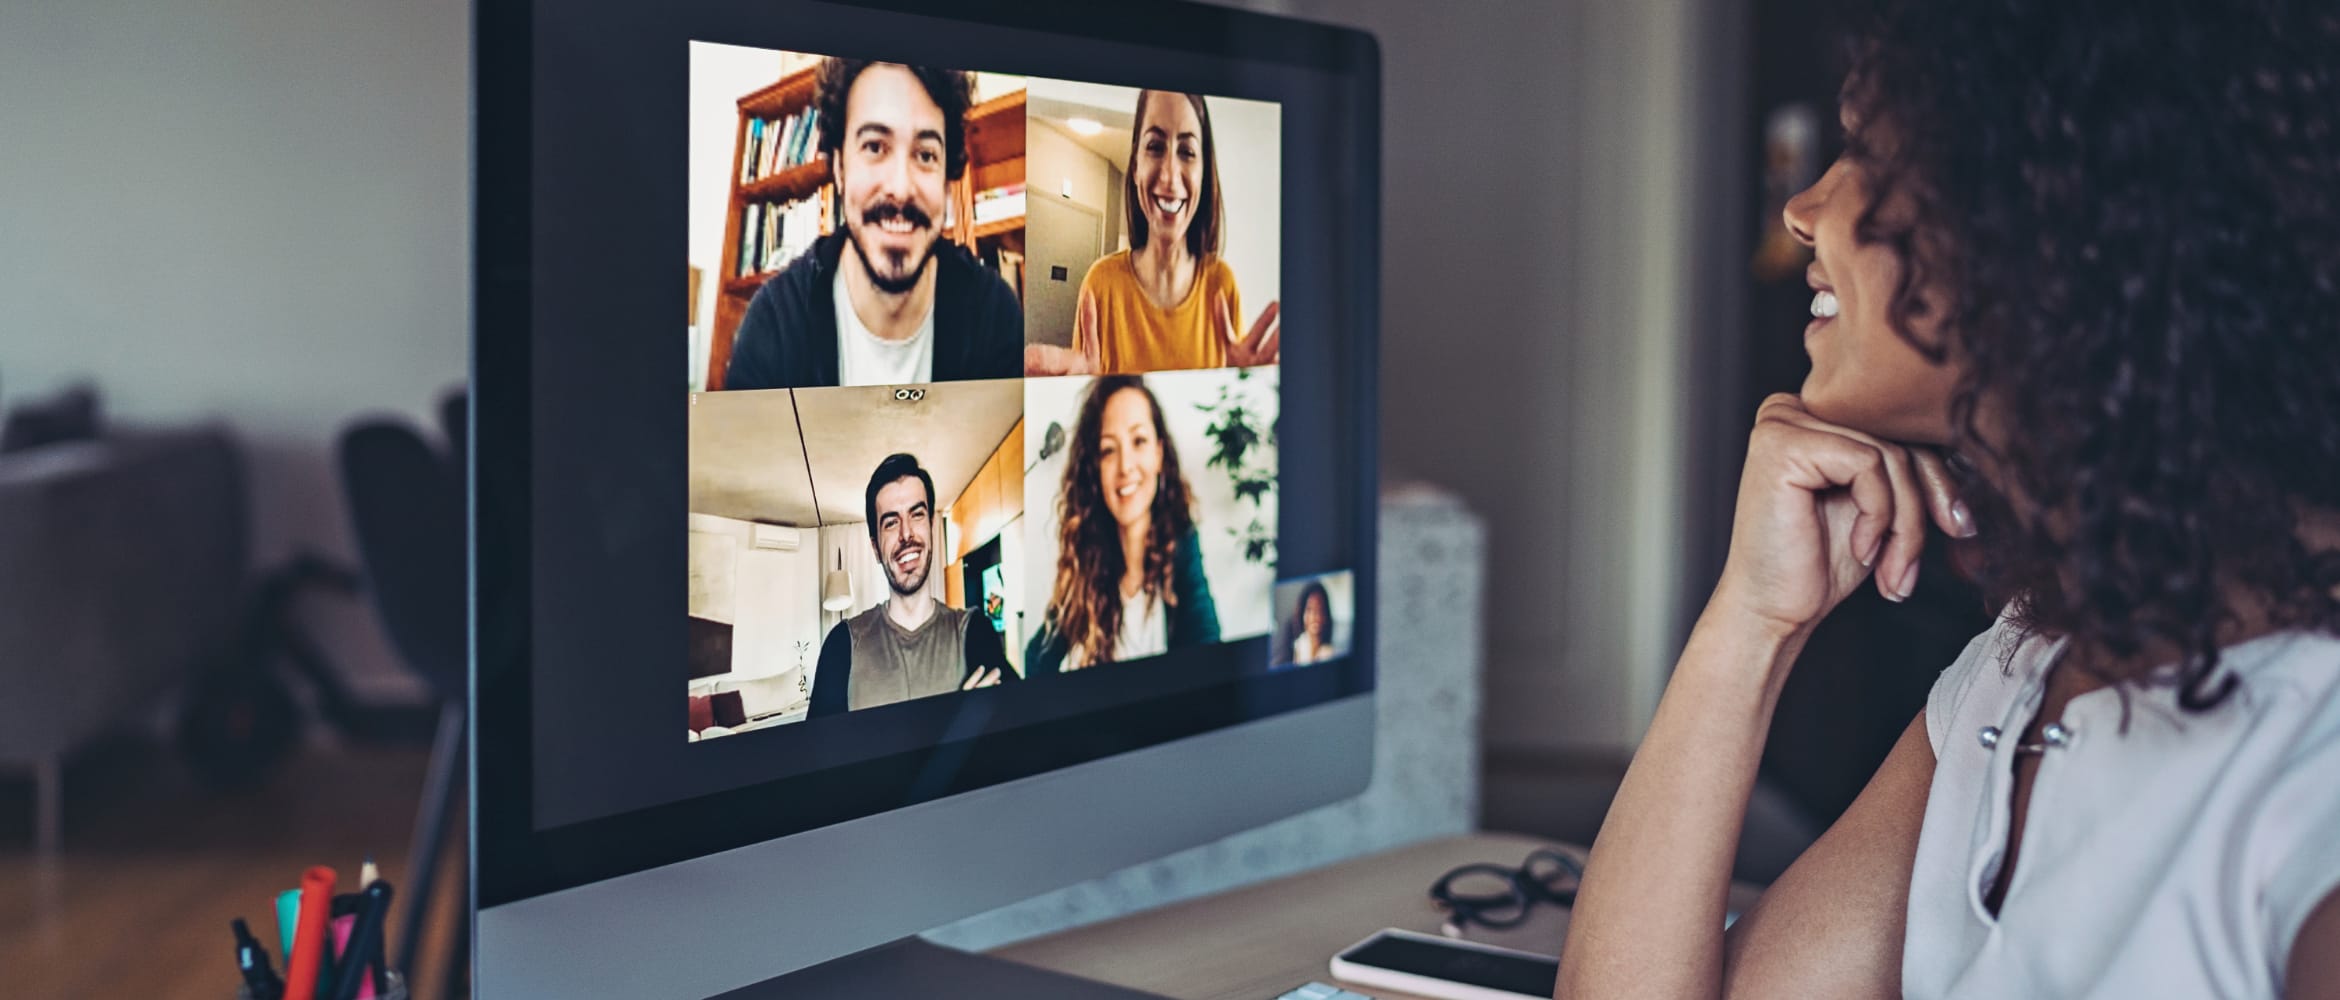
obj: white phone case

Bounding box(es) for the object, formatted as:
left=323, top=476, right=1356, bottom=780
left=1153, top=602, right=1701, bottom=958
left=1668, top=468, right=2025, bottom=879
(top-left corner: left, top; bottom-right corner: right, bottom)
left=1328, top=927, right=1558, bottom=1000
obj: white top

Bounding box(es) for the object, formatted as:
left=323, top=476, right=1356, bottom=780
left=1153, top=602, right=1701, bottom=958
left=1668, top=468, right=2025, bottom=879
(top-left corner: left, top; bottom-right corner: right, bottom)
left=1904, top=611, right=2340, bottom=998
left=1291, top=634, right=1335, bottom=665
left=834, top=269, right=933, bottom=387
left=1114, top=592, right=1169, bottom=662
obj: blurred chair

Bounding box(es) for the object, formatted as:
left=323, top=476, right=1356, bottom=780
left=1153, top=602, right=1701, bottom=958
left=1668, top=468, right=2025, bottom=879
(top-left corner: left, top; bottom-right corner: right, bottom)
left=337, top=394, right=466, bottom=999
left=0, top=423, right=248, bottom=853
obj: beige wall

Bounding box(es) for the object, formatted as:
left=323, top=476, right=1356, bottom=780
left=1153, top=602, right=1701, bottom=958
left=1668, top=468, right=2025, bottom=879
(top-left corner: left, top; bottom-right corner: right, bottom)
left=1029, top=115, right=1120, bottom=219
left=1229, top=0, right=1718, bottom=758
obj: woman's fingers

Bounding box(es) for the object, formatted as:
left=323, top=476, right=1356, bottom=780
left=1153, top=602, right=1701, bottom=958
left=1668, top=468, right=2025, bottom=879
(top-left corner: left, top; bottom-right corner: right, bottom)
left=1795, top=428, right=1899, bottom=573
left=1023, top=344, right=1090, bottom=376
left=1873, top=442, right=1928, bottom=602
left=1246, top=301, right=1281, bottom=350
left=1765, top=401, right=1945, bottom=602
left=1244, top=301, right=1282, bottom=364
left=1911, top=449, right=1976, bottom=539
left=1076, top=289, right=1102, bottom=366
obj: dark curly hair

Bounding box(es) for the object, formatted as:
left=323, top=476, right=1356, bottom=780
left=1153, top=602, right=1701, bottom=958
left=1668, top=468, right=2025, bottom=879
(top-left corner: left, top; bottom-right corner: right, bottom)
left=1044, top=376, right=1198, bottom=666
left=814, top=58, right=973, bottom=181
left=1840, top=0, right=2340, bottom=709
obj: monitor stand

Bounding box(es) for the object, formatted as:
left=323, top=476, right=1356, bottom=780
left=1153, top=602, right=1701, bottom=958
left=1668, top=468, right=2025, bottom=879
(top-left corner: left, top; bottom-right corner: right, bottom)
left=711, top=937, right=1169, bottom=999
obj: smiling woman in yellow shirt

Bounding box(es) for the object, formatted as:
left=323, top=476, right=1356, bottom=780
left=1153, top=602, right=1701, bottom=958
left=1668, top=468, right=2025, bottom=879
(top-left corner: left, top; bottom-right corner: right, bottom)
left=1025, top=89, right=1280, bottom=377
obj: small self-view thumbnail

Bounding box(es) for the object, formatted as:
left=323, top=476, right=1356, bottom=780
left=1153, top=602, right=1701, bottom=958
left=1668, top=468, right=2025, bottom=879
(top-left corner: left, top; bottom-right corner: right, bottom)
left=1271, top=570, right=1355, bottom=670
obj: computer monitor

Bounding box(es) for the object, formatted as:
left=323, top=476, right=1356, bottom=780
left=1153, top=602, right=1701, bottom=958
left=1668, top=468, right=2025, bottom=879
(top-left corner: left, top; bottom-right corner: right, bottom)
left=471, top=1, right=1380, bottom=995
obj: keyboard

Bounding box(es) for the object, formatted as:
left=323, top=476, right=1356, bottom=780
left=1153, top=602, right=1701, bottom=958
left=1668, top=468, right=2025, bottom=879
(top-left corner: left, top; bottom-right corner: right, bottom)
left=1272, top=982, right=1374, bottom=1000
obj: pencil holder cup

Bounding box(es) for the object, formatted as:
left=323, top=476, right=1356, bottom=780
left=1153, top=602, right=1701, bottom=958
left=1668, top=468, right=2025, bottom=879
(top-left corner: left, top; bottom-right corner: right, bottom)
left=240, top=969, right=406, bottom=1000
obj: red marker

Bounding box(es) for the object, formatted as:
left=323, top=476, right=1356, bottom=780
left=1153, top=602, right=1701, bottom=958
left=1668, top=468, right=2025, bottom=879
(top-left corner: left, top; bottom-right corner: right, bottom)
left=282, top=866, right=337, bottom=1000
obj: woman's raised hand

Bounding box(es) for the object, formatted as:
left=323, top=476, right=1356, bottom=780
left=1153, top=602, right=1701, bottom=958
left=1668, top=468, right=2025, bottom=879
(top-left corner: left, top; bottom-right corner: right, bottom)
left=1025, top=289, right=1104, bottom=376
left=1218, top=297, right=1280, bottom=367
left=1711, top=393, right=1973, bottom=645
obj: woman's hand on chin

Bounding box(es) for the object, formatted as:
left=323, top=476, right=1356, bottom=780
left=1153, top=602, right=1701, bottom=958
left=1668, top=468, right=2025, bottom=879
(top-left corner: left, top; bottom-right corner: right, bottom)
left=1710, top=393, right=1973, bottom=649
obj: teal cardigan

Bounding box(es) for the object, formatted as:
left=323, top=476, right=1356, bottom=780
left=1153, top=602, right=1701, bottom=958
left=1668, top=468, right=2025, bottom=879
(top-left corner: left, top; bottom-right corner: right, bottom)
left=1024, top=526, right=1221, bottom=675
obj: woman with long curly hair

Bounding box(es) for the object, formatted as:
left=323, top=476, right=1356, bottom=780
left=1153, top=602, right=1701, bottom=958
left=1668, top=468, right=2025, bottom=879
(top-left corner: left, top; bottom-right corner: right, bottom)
left=1027, top=375, right=1222, bottom=672
left=1557, top=2, right=2340, bottom=997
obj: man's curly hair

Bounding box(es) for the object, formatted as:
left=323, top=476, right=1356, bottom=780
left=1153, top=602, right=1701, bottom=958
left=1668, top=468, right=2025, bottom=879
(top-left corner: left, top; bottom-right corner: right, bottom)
left=1841, top=0, right=2340, bottom=709
left=814, top=58, right=973, bottom=181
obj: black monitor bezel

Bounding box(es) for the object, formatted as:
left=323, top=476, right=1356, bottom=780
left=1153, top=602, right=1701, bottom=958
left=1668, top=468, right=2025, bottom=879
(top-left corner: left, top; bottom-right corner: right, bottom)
left=473, top=0, right=1381, bottom=908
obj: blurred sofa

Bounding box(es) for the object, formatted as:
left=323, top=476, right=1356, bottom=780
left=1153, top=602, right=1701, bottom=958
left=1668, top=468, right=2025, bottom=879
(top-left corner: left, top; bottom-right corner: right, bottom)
left=0, top=423, right=248, bottom=851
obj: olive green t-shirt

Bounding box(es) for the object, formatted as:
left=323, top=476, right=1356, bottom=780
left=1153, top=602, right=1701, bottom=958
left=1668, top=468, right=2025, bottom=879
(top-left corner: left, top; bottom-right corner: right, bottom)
left=841, top=602, right=971, bottom=711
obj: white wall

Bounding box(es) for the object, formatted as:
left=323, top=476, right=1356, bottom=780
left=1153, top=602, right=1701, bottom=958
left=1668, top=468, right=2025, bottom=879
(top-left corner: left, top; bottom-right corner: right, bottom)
left=1205, top=94, right=1282, bottom=318
left=732, top=541, right=821, bottom=681
left=687, top=515, right=822, bottom=682
left=0, top=0, right=470, bottom=698
left=688, top=43, right=792, bottom=380
left=1022, top=369, right=1280, bottom=646
left=688, top=525, right=741, bottom=623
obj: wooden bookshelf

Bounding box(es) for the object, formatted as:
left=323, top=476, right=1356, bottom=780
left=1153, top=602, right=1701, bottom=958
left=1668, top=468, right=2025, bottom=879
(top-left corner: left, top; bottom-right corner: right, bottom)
left=738, top=158, right=830, bottom=204
left=703, top=70, right=1030, bottom=390
left=955, top=89, right=1028, bottom=294
left=709, top=65, right=828, bottom=390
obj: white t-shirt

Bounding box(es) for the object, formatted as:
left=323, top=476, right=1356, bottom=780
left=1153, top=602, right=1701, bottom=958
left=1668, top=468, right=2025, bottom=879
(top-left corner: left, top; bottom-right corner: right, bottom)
left=1291, top=634, right=1334, bottom=665
left=1903, top=611, right=2340, bottom=998
left=1114, top=592, right=1169, bottom=662
left=835, top=269, right=933, bottom=387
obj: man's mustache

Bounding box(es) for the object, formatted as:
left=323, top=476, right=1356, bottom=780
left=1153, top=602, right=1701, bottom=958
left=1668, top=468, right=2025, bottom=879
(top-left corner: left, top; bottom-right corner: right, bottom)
left=861, top=201, right=933, bottom=230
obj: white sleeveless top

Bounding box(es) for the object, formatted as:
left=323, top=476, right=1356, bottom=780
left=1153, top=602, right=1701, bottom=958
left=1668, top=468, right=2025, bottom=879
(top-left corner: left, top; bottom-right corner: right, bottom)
left=1904, top=613, right=2340, bottom=998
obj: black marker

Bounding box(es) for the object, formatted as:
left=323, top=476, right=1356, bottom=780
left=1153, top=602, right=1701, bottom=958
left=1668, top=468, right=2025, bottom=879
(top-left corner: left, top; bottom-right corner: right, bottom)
left=329, top=879, right=395, bottom=1000
left=233, top=917, right=286, bottom=1000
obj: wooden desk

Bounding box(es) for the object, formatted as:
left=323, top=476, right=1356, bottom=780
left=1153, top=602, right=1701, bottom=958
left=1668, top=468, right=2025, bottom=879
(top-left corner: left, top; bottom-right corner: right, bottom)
left=995, top=832, right=1763, bottom=1000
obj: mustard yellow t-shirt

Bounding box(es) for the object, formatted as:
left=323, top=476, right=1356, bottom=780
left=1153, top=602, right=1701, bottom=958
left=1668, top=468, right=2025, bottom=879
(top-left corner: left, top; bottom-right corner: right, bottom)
left=1079, top=250, right=1240, bottom=374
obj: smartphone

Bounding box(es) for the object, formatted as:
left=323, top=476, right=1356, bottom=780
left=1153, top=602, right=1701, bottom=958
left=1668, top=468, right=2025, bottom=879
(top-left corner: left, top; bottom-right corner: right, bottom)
left=1329, top=928, right=1559, bottom=1000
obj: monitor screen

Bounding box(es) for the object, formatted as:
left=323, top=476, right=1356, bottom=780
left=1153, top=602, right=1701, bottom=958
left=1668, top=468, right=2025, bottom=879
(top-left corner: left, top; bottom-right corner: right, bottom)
left=474, top=0, right=1378, bottom=909
left=686, top=51, right=1292, bottom=753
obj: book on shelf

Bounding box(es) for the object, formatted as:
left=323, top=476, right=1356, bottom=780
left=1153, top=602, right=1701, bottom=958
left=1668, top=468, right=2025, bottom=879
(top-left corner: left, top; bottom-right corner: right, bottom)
left=971, top=183, right=1026, bottom=227
left=740, top=109, right=822, bottom=185
left=737, top=196, right=824, bottom=279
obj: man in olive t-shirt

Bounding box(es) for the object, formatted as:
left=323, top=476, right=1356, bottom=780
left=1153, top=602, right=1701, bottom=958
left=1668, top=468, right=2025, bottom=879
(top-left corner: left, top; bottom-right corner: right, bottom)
left=808, top=453, right=1014, bottom=717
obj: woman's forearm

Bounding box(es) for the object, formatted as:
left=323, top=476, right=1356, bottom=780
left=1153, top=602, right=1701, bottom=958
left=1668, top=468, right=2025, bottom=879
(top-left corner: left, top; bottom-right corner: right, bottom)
left=1554, top=600, right=1803, bottom=1000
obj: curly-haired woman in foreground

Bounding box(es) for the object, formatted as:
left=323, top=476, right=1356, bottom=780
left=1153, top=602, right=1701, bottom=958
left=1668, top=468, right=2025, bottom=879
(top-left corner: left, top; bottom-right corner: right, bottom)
left=1557, top=1, right=2340, bottom=997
